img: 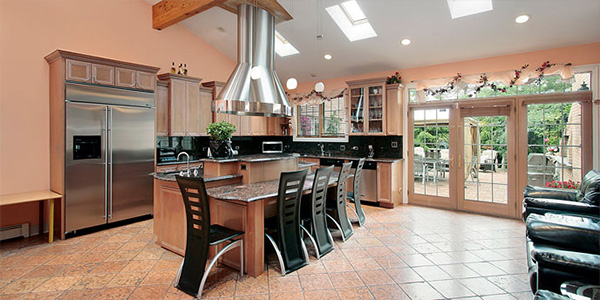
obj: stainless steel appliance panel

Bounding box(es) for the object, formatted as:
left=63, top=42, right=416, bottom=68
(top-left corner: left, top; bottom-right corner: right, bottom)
left=66, top=103, right=108, bottom=231
left=360, top=169, right=378, bottom=202
left=109, top=106, right=155, bottom=222
left=66, top=82, right=154, bottom=107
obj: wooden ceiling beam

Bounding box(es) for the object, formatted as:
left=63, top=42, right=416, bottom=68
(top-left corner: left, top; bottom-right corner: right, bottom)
left=152, top=0, right=226, bottom=30
left=152, top=0, right=292, bottom=30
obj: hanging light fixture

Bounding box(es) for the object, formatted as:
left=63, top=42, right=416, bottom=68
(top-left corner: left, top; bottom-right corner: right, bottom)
left=286, top=78, right=298, bottom=89
left=315, top=82, right=325, bottom=92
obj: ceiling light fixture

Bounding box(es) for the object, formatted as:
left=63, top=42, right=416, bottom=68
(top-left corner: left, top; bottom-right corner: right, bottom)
left=324, top=54, right=332, bottom=60
left=250, top=66, right=262, bottom=80
left=400, top=39, right=411, bottom=46
left=286, top=78, right=298, bottom=90
left=515, top=14, right=530, bottom=24
left=326, top=0, right=377, bottom=41
left=274, top=31, right=299, bottom=57
left=315, top=82, right=325, bottom=92
left=447, top=0, right=493, bottom=19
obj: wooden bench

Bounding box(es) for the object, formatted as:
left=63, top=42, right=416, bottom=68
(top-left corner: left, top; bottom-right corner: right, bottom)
left=0, top=191, right=62, bottom=243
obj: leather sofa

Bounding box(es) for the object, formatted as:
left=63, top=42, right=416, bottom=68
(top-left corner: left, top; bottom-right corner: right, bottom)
left=523, top=170, right=600, bottom=294
left=523, top=170, right=600, bottom=220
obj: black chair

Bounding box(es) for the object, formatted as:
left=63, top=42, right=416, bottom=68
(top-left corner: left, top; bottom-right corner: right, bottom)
left=347, top=158, right=367, bottom=226
left=301, top=165, right=335, bottom=259
left=522, top=170, right=600, bottom=220
left=174, top=176, right=244, bottom=298
left=326, top=162, right=354, bottom=241
left=264, top=169, right=309, bottom=275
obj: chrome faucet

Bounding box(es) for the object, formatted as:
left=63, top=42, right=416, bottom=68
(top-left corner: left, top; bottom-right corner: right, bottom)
left=319, top=143, right=325, bottom=156
left=177, top=151, right=190, bottom=176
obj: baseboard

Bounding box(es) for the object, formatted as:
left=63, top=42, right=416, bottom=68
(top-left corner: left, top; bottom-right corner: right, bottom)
left=0, top=223, right=49, bottom=241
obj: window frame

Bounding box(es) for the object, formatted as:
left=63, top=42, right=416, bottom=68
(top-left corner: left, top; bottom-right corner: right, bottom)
left=293, top=96, right=349, bottom=143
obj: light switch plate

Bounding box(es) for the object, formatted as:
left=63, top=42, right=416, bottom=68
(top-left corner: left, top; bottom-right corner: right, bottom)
left=391, top=142, right=398, bottom=148
left=340, top=145, right=345, bottom=151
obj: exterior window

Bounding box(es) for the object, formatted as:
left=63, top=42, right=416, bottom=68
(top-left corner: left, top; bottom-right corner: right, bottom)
left=297, top=97, right=346, bottom=138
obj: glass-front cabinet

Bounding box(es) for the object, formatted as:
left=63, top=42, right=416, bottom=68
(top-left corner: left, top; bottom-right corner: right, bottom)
left=347, top=78, right=387, bottom=135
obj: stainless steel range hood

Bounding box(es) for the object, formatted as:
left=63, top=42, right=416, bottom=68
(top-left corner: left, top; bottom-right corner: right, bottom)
left=213, top=4, right=293, bottom=118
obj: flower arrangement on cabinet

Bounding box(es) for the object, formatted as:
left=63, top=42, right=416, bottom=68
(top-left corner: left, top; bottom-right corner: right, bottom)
left=386, top=72, right=402, bottom=84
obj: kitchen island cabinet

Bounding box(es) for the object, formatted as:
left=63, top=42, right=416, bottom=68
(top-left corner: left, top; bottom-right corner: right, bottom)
left=377, top=161, right=403, bottom=208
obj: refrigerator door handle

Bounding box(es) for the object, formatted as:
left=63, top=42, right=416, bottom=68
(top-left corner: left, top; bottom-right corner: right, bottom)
left=108, top=107, right=113, bottom=219
left=103, top=107, right=108, bottom=220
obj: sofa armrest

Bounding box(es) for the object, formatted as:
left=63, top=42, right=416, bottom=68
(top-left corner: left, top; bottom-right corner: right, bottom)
left=524, top=185, right=577, bottom=201
left=526, top=213, right=600, bottom=254
left=523, top=197, right=600, bottom=220
left=533, top=246, right=600, bottom=275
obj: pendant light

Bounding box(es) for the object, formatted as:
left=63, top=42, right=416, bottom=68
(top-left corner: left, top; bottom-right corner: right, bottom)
left=286, top=78, right=298, bottom=89
left=314, top=0, right=325, bottom=92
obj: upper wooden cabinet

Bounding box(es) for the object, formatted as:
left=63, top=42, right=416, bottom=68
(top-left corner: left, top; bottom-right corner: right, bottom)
left=157, top=73, right=211, bottom=137
left=386, top=84, right=404, bottom=136
left=54, top=50, right=159, bottom=92
left=346, top=78, right=387, bottom=135
left=156, top=80, right=169, bottom=136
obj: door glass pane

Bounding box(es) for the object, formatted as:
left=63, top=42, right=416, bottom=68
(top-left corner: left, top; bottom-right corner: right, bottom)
left=413, top=108, right=450, bottom=197
left=350, top=87, right=365, bottom=133
left=527, top=102, right=583, bottom=189
left=463, top=116, right=508, bottom=204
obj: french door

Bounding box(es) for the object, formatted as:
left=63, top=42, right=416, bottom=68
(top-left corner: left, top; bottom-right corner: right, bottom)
left=408, top=101, right=518, bottom=218
left=457, top=101, right=517, bottom=217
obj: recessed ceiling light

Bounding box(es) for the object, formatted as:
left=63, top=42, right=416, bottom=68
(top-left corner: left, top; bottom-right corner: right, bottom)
left=326, top=1, right=377, bottom=42
left=324, top=54, right=332, bottom=60
left=400, top=39, right=411, bottom=46
left=447, top=0, right=493, bottom=19
left=216, top=27, right=226, bottom=33
left=515, top=14, right=530, bottom=24
left=274, top=31, right=299, bottom=57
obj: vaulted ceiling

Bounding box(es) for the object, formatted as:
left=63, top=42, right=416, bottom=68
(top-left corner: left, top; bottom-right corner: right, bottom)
left=153, top=0, right=600, bottom=83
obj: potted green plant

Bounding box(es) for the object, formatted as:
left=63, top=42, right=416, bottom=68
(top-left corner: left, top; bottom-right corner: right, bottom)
left=206, top=121, right=236, bottom=158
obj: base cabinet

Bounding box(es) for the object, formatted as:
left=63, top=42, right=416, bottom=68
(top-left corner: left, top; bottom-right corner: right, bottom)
left=377, top=161, right=403, bottom=207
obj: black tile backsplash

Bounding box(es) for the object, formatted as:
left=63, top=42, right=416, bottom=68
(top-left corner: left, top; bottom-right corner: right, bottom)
left=156, top=135, right=402, bottom=163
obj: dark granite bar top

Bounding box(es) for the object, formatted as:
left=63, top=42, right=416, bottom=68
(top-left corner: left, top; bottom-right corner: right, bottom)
left=200, top=153, right=299, bottom=163
left=207, top=173, right=339, bottom=203
left=152, top=171, right=243, bottom=182
left=296, top=154, right=403, bottom=163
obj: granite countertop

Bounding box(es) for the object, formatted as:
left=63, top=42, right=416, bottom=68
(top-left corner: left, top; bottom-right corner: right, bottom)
left=152, top=171, right=243, bottom=182
left=298, top=161, right=317, bottom=168
left=296, top=154, right=403, bottom=163
left=207, top=172, right=339, bottom=203
left=200, top=153, right=299, bottom=163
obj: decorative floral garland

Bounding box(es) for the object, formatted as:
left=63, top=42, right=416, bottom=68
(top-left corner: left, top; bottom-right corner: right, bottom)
left=286, top=88, right=347, bottom=104
left=423, top=61, right=571, bottom=98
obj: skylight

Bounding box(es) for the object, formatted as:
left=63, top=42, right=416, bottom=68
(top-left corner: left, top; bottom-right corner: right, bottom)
left=326, top=1, right=377, bottom=42
left=447, top=0, right=493, bottom=19
left=274, top=31, right=299, bottom=57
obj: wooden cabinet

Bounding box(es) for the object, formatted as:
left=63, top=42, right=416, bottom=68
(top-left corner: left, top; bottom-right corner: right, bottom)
left=136, top=71, right=156, bottom=90
left=91, top=64, right=114, bottom=85
left=157, top=73, right=210, bottom=136
left=155, top=81, right=169, bottom=136
left=116, top=68, right=155, bottom=91
left=346, top=78, right=387, bottom=135
left=386, top=84, right=404, bottom=135
left=154, top=179, right=186, bottom=255
left=66, top=59, right=91, bottom=82
left=267, top=117, right=291, bottom=136
left=115, top=67, right=136, bottom=88
left=377, top=161, right=403, bottom=208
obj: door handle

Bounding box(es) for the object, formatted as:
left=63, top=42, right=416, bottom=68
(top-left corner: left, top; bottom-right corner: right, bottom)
left=108, top=107, right=113, bottom=219
left=103, top=107, right=108, bottom=220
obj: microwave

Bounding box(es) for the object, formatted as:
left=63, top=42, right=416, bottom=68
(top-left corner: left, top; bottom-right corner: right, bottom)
left=262, top=141, right=283, bottom=154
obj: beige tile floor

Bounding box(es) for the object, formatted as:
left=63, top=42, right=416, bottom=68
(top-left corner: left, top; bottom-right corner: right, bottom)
left=0, top=205, right=532, bottom=300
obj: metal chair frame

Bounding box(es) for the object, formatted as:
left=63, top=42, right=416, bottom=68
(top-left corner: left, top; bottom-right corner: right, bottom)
left=326, top=162, right=354, bottom=242
left=301, top=166, right=335, bottom=259
left=347, top=158, right=366, bottom=227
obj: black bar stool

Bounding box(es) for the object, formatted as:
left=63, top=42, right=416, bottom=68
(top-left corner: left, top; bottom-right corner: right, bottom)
left=326, top=162, right=354, bottom=241
left=301, top=165, right=335, bottom=259
left=174, top=175, right=244, bottom=298
left=264, top=169, right=309, bottom=275
left=347, top=158, right=366, bottom=227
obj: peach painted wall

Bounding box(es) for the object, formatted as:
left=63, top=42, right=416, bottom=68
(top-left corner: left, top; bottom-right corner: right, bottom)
left=296, top=42, right=600, bottom=92
left=0, top=0, right=235, bottom=227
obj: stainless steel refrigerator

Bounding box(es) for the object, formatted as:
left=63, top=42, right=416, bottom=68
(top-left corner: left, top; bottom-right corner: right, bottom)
left=65, top=83, right=154, bottom=233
